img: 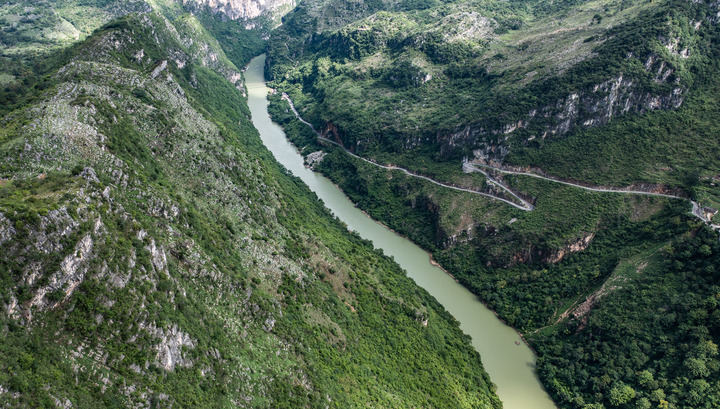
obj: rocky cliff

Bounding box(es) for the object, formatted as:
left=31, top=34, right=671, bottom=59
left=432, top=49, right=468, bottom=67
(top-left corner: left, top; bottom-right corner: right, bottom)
left=182, top=0, right=294, bottom=23
left=267, top=0, right=715, bottom=176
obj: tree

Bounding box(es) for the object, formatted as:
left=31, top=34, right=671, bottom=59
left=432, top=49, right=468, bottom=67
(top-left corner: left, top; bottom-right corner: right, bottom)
left=608, top=383, right=636, bottom=406
left=684, top=357, right=710, bottom=378
left=635, top=397, right=651, bottom=409
left=637, top=370, right=654, bottom=388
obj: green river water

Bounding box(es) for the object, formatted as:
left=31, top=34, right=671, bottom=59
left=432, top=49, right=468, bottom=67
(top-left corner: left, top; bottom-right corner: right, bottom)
left=245, top=54, right=556, bottom=409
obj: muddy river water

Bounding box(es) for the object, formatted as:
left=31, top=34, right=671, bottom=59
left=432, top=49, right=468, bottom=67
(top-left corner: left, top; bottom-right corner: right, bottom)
left=246, top=54, right=556, bottom=409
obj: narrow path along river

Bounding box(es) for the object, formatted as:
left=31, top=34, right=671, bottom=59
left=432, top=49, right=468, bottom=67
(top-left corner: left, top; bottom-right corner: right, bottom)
left=279, top=93, right=534, bottom=212
left=245, top=54, right=556, bottom=409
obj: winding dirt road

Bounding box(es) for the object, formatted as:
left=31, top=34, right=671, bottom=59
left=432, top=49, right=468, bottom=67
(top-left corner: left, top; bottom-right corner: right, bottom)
left=281, top=94, right=533, bottom=211
left=465, top=162, right=681, bottom=199
left=281, top=93, right=714, bottom=225
left=464, top=162, right=713, bottom=224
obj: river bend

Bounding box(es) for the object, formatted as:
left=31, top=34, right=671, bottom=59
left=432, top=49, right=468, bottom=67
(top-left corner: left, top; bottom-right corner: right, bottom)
left=245, top=54, right=556, bottom=409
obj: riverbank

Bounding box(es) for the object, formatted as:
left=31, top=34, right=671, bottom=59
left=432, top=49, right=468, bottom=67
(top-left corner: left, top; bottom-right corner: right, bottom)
left=246, top=54, right=557, bottom=409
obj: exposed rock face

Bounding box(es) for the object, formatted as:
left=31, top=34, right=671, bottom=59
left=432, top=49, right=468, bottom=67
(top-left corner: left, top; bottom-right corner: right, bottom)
left=546, top=233, right=595, bottom=264
left=51, top=234, right=93, bottom=296
left=542, top=73, right=684, bottom=136
left=338, top=49, right=687, bottom=161
left=150, top=60, right=168, bottom=79
left=0, top=213, right=15, bottom=246
left=2, top=203, right=96, bottom=323
left=146, top=239, right=168, bottom=275
left=305, top=150, right=326, bottom=169
left=154, top=324, right=196, bottom=371
left=182, top=0, right=295, bottom=21
left=433, top=11, right=494, bottom=43
left=447, top=57, right=685, bottom=162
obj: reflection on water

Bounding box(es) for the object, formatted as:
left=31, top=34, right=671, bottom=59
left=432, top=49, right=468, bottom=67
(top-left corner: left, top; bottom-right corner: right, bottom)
left=245, top=54, right=556, bottom=409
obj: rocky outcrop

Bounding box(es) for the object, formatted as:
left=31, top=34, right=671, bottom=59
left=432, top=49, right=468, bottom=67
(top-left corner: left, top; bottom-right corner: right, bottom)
left=439, top=53, right=686, bottom=162
left=305, top=150, right=326, bottom=169
left=182, top=0, right=295, bottom=21
left=330, top=52, right=686, bottom=161
left=47, top=234, right=93, bottom=297
left=545, top=233, right=595, bottom=264
left=150, top=60, right=168, bottom=79
left=154, top=324, right=196, bottom=371
left=1, top=202, right=92, bottom=322
left=541, top=73, right=684, bottom=136
left=0, top=213, right=16, bottom=246
left=432, top=11, right=494, bottom=43
left=146, top=238, right=168, bottom=275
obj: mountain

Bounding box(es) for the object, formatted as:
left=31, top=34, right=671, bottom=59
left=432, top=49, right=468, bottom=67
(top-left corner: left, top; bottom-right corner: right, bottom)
left=181, top=0, right=294, bottom=22
left=266, top=0, right=720, bottom=407
left=0, top=4, right=501, bottom=408
left=268, top=0, right=720, bottom=188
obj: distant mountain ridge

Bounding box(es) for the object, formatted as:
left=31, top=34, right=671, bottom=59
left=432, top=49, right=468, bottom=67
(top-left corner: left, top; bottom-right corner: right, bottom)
left=181, top=0, right=294, bottom=22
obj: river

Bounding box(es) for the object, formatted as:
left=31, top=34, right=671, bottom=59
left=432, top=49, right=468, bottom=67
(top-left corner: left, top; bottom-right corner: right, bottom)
left=245, top=54, right=556, bottom=409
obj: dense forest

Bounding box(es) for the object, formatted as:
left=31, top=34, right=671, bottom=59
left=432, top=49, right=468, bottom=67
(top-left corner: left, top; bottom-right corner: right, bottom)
left=533, top=225, right=720, bottom=408
left=266, top=0, right=720, bottom=406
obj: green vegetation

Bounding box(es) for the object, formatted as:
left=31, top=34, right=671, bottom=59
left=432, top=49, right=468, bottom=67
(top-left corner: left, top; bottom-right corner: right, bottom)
left=5, top=0, right=720, bottom=406
left=268, top=0, right=720, bottom=186
left=266, top=0, right=720, bottom=406
left=531, top=224, right=720, bottom=408
left=0, top=6, right=501, bottom=408
left=0, top=0, right=178, bottom=118
left=194, top=10, right=267, bottom=68
left=274, top=87, right=720, bottom=406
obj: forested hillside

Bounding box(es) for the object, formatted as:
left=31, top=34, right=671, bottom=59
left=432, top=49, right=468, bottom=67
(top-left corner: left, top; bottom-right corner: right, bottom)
left=0, top=3, right=501, bottom=408
left=268, top=0, right=720, bottom=196
left=266, top=0, right=720, bottom=407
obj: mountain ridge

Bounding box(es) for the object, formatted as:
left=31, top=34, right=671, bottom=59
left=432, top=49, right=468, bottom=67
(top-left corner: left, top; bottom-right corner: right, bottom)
left=0, top=6, right=501, bottom=408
